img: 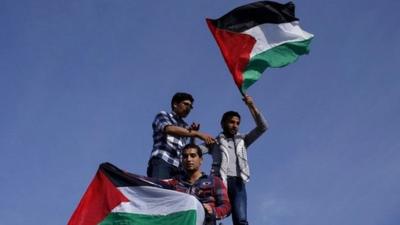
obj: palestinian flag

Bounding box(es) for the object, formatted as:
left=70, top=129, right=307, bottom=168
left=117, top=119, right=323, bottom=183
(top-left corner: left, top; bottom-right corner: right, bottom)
left=206, top=1, right=314, bottom=93
left=68, top=163, right=205, bottom=225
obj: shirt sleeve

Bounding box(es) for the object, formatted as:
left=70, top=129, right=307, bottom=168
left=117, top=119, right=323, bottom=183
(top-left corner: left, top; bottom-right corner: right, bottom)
left=244, top=110, right=268, bottom=148
left=212, top=176, right=231, bottom=220
left=153, top=111, right=172, bottom=133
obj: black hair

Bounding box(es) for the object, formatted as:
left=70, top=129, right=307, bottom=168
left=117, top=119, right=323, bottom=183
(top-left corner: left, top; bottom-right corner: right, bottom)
left=220, top=111, right=241, bottom=125
left=171, top=92, right=194, bottom=109
left=182, top=143, right=202, bottom=158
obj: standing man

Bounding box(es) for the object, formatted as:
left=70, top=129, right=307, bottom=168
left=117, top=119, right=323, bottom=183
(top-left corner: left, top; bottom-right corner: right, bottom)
left=203, top=94, right=268, bottom=225
left=147, top=92, right=215, bottom=179
left=166, top=144, right=231, bottom=225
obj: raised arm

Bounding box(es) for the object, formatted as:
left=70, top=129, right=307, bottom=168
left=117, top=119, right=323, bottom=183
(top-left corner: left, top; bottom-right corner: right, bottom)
left=243, top=95, right=268, bottom=147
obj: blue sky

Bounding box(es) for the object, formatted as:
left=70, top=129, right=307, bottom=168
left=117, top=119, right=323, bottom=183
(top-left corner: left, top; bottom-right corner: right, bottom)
left=1, top=0, right=399, bottom=225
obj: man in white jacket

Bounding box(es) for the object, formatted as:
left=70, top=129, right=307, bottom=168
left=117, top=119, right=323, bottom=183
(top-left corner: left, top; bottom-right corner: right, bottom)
left=202, top=94, right=268, bottom=225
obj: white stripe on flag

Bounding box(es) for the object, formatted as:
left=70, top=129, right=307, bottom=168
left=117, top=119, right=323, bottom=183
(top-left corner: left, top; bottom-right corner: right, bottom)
left=243, top=21, right=314, bottom=57
left=113, top=186, right=205, bottom=224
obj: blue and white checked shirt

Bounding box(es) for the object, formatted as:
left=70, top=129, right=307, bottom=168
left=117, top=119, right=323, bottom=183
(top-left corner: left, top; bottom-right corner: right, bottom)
left=150, top=111, right=190, bottom=167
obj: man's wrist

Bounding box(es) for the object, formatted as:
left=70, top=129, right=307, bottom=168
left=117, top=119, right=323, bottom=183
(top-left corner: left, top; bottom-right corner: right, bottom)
left=190, top=130, right=199, bottom=137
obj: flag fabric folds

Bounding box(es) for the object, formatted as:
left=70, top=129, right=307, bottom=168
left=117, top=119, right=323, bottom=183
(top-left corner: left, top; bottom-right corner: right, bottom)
left=206, top=1, right=314, bottom=93
left=68, top=162, right=205, bottom=225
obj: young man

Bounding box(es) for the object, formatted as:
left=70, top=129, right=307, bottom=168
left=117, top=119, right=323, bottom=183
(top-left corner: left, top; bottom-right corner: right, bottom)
left=166, top=144, right=231, bottom=225
left=147, top=92, right=215, bottom=179
left=202, top=94, right=268, bottom=225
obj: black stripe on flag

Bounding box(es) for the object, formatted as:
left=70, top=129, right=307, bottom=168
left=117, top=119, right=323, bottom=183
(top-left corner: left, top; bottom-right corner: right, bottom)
left=100, top=162, right=165, bottom=188
left=208, top=1, right=298, bottom=33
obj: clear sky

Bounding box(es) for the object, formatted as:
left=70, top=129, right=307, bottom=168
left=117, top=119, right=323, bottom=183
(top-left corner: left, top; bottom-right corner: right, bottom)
left=1, top=0, right=399, bottom=225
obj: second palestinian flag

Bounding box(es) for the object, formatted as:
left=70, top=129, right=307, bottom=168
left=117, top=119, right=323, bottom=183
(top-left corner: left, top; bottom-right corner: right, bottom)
left=207, top=1, right=314, bottom=93
left=68, top=163, right=205, bottom=225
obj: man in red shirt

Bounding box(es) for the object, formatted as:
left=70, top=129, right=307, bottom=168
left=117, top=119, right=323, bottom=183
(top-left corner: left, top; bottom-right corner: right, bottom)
left=166, top=144, right=231, bottom=225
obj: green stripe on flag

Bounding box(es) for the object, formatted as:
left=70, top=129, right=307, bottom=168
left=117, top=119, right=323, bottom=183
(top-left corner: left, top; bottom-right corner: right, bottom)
left=241, top=38, right=313, bottom=92
left=99, top=210, right=198, bottom=225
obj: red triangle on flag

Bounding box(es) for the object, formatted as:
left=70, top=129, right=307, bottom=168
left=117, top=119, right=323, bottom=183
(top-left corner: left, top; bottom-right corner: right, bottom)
left=68, top=170, right=129, bottom=225
left=206, top=19, right=256, bottom=91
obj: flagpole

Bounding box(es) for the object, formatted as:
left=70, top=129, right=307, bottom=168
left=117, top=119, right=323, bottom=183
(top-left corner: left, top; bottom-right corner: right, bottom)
left=238, top=86, right=245, bottom=97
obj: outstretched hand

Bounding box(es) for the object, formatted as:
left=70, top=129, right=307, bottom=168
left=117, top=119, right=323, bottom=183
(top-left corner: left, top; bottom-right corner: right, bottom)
left=187, top=122, right=215, bottom=145
left=199, top=132, right=216, bottom=145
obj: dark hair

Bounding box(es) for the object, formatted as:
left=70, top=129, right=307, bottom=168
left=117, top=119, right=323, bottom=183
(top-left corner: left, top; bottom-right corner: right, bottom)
left=171, top=92, right=194, bottom=109
left=220, top=111, right=241, bottom=125
left=182, top=143, right=202, bottom=158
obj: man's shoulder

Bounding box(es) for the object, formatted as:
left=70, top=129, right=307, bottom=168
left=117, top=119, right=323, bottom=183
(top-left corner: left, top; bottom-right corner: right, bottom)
left=155, top=111, right=170, bottom=117
left=198, top=144, right=211, bottom=154
left=153, top=111, right=172, bottom=122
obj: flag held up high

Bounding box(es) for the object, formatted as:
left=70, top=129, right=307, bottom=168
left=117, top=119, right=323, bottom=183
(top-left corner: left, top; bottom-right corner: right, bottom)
left=68, top=162, right=205, bottom=225
left=206, top=1, right=314, bottom=93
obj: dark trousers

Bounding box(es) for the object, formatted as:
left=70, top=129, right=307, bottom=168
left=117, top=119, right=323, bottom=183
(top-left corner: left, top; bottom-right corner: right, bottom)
left=227, top=176, right=248, bottom=225
left=146, top=157, right=179, bottom=179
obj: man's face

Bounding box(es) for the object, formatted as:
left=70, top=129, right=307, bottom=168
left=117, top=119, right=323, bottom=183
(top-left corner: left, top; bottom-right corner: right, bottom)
left=173, top=100, right=193, bottom=118
left=182, top=148, right=202, bottom=172
left=222, top=116, right=240, bottom=137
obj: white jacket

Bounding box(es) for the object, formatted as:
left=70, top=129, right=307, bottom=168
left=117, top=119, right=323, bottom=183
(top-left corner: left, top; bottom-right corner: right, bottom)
left=203, top=112, right=267, bottom=184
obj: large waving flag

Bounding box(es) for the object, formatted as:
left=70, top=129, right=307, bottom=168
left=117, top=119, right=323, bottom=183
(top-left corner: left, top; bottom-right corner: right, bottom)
left=68, top=162, right=205, bottom=225
left=206, top=1, right=313, bottom=93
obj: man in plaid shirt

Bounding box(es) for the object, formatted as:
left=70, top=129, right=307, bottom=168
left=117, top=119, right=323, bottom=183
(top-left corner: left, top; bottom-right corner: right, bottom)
left=147, top=92, right=215, bottom=179
left=165, top=144, right=231, bottom=225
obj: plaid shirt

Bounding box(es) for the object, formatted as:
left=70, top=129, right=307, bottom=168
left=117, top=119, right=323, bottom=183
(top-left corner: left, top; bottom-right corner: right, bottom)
left=150, top=111, right=190, bottom=167
left=165, top=173, right=231, bottom=224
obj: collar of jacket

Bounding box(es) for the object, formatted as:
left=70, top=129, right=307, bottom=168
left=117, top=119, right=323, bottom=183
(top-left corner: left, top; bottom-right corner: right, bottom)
left=217, top=132, right=242, bottom=141
left=179, top=172, right=208, bottom=185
